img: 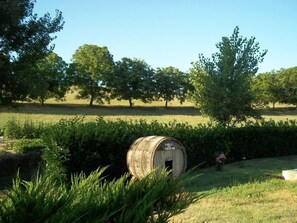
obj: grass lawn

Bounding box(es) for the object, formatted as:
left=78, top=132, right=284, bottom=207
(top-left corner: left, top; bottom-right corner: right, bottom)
left=171, top=156, right=297, bottom=223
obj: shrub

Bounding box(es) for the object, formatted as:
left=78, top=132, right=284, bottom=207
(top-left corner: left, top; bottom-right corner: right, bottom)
left=7, top=139, right=46, bottom=154
left=41, top=117, right=297, bottom=179
left=4, top=119, right=48, bottom=139
left=4, top=117, right=297, bottom=179
left=0, top=168, right=197, bottom=223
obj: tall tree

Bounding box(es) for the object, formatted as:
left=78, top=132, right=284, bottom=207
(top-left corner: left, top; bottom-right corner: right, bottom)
left=278, top=66, right=297, bottom=108
left=252, top=70, right=282, bottom=109
left=155, top=66, right=190, bottom=108
left=71, top=44, right=114, bottom=106
left=108, top=57, right=155, bottom=108
left=175, top=71, right=195, bottom=106
left=191, top=26, right=267, bottom=125
left=28, top=52, right=68, bottom=106
left=0, top=0, right=64, bottom=105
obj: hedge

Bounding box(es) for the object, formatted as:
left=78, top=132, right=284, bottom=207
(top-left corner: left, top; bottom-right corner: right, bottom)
left=40, top=117, right=297, bottom=179
left=4, top=117, right=297, bottom=179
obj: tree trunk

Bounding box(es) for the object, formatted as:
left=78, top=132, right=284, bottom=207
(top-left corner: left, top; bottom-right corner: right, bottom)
left=129, top=98, right=133, bottom=108
left=89, top=95, right=94, bottom=107
left=165, top=100, right=168, bottom=108
left=89, top=80, right=94, bottom=107
left=272, top=102, right=275, bottom=110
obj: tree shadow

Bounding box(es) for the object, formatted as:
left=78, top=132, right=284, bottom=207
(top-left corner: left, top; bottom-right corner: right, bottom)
left=261, top=107, right=297, bottom=116
left=1, top=102, right=202, bottom=116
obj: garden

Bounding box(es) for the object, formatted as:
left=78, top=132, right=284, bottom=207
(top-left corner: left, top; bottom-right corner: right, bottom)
left=1, top=109, right=297, bottom=222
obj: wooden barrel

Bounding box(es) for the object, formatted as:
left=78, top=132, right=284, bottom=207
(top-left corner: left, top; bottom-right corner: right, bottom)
left=126, top=136, right=187, bottom=179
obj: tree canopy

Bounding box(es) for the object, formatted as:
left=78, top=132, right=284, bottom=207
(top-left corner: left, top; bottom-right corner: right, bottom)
left=109, top=57, right=155, bottom=107
left=28, top=52, right=68, bottom=106
left=278, top=66, right=297, bottom=108
left=71, top=44, right=115, bottom=106
left=155, top=66, right=192, bottom=108
left=0, top=0, right=64, bottom=105
left=252, top=70, right=282, bottom=109
left=191, top=26, right=267, bottom=125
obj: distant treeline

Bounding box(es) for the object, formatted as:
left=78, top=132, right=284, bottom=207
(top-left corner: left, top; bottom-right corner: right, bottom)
left=2, top=47, right=297, bottom=110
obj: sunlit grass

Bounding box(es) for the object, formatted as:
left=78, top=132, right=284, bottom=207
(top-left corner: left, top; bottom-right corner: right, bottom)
left=1, top=91, right=297, bottom=129
left=170, top=156, right=297, bottom=223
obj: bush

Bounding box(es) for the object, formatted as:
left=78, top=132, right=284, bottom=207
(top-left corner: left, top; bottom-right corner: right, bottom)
left=0, top=168, right=197, bottom=223
left=41, top=117, right=297, bottom=180
left=227, top=120, right=297, bottom=160
left=4, top=117, right=297, bottom=179
left=7, top=138, right=46, bottom=154
left=4, top=119, right=48, bottom=139
left=41, top=117, right=192, bottom=179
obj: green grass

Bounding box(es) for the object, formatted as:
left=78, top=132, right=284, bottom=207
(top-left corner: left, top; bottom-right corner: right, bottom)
left=170, top=156, right=297, bottom=223
left=1, top=99, right=297, bottom=130
left=1, top=91, right=297, bottom=129
left=0, top=99, right=209, bottom=129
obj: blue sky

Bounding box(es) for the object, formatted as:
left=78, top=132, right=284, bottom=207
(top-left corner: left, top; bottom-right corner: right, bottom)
left=33, top=0, right=297, bottom=73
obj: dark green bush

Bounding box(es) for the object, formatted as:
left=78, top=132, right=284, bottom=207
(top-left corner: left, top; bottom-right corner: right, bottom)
left=4, top=117, right=297, bottom=179
left=227, top=120, right=297, bottom=160
left=40, top=117, right=297, bottom=180
left=0, top=168, right=197, bottom=223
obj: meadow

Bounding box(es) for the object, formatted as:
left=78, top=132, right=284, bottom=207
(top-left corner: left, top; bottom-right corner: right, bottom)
left=1, top=90, right=297, bottom=129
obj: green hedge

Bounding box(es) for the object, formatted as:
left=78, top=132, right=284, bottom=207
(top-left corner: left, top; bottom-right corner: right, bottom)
left=4, top=117, right=297, bottom=179
left=40, top=117, right=297, bottom=179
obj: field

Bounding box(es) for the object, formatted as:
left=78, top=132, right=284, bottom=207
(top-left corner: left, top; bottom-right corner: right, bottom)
left=1, top=91, right=297, bottom=129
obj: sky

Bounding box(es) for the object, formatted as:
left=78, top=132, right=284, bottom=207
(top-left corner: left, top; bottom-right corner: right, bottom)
left=33, top=0, right=297, bottom=73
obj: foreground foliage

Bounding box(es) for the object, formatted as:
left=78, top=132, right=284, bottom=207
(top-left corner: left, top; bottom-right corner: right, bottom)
left=0, top=168, right=197, bottom=223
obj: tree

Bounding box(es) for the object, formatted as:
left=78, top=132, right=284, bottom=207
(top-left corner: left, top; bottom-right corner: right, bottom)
left=252, top=70, right=282, bottom=109
left=0, top=0, right=64, bottom=105
left=28, top=52, right=68, bottom=106
left=278, top=66, right=297, bottom=108
left=190, top=26, right=267, bottom=125
left=71, top=44, right=114, bottom=106
left=175, top=71, right=195, bottom=106
left=108, top=57, right=155, bottom=107
left=155, top=66, right=192, bottom=108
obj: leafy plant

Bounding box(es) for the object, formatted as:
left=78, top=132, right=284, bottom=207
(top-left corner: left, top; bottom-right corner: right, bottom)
left=0, top=168, right=197, bottom=223
left=7, top=139, right=45, bottom=154
left=4, top=119, right=48, bottom=139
